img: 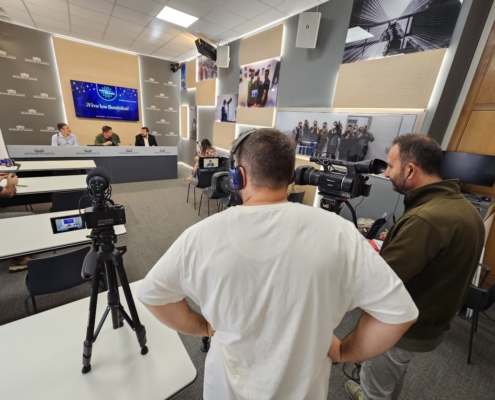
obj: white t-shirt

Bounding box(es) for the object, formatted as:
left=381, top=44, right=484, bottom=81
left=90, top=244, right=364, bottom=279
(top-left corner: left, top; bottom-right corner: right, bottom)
left=143, top=136, right=149, bottom=147
left=137, top=202, right=418, bottom=400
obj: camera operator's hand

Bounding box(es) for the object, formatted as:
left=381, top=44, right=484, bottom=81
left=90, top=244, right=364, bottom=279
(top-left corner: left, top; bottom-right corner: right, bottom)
left=379, top=231, right=388, bottom=240
left=7, top=173, right=18, bottom=187
left=206, top=321, right=215, bottom=337
left=328, top=334, right=342, bottom=362
left=0, top=172, right=9, bottom=183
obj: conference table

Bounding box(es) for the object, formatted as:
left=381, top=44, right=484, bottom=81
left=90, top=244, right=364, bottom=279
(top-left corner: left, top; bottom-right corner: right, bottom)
left=0, top=281, right=197, bottom=399
left=1, top=175, right=87, bottom=195
left=0, top=160, right=95, bottom=173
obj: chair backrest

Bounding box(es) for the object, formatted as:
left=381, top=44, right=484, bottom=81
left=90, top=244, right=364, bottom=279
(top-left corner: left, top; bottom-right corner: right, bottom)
left=288, top=191, right=305, bottom=204
left=366, top=217, right=387, bottom=239
left=195, top=168, right=215, bottom=188
left=25, top=247, right=90, bottom=296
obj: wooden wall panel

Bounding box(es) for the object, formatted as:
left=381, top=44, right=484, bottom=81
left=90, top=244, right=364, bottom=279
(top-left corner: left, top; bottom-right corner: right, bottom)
left=213, top=122, right=235, bottom=150
left=333, top=49, right=446, bottom=109
left=186, top=59, right=196, bottom=89
left=196, top=78, right=216, bottom=106
left=52, top=37, right=142, bottom=146
left=240, top=24, right=283, bottom=66
left=181, top=105, right=188, bottom=138
left=237, top=107, right=275, bottom=127
left=458, top=111, right=495, bottom=155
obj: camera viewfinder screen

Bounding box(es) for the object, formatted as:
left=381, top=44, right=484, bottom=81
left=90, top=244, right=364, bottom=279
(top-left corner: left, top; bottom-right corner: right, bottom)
left=204, top=158, right=219, bottom=168
left=51, top=215, right=85, bottom=234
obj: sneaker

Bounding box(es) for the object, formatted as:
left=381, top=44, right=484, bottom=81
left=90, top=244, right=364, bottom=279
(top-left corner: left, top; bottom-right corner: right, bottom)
left=9, top=256, right=31, bottom=272
left=345, top=380, right=363, bottom=400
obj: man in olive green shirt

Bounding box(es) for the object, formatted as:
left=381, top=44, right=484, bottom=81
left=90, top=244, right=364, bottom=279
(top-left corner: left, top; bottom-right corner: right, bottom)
left=94, top=125, right=120, bottom=146
left=345, top=134, right=484, bottom=400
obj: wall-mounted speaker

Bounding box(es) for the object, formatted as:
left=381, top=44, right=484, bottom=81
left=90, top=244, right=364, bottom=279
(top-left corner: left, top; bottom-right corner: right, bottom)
left=296, top=12, right=321, bottom=49
left=217, top=45, right=230, bottom=68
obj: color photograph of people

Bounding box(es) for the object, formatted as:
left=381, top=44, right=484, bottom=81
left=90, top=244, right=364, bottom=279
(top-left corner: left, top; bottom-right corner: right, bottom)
left=197, top=55, right=217, bottom=82
left=189, top=106, right=197, bottom=141
left=215, top=94, right=238, bottom=123
left=181, top=63, right=186, bottom=90
left=238, top=58, right=280, bottom=108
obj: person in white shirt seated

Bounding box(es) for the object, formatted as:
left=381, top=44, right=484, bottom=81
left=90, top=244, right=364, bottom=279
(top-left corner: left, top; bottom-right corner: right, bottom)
left=51, top=123, right=79, bottom=146
left=137, top=128, right=418, bottom=400
left=135, top=127, right=157, bottom=147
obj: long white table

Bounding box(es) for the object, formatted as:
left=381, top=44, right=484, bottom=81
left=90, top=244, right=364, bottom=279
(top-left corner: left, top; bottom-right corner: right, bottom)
left=0, top=281, right=197, bottom=399
left=0, top=210, right=126, bottom=260
left=0, top=160, right=96, bottom=173
left=1, top=175, right=87, bottom=195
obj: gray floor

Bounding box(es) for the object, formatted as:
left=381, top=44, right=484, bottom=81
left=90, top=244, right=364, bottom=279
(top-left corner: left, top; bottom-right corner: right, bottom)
left=1, top=165, right=494, bottom=399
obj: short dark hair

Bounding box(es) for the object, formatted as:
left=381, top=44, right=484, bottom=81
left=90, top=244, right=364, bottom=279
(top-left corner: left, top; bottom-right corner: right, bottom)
left=102, top=126, right=112, bottom=133
left=57, top=123, right=67, bottom=131
left=236, top=128, right=295, bottom=190
left=392, top=134, right=442, bottom=177
left=141, top=127, right=149, bottom=132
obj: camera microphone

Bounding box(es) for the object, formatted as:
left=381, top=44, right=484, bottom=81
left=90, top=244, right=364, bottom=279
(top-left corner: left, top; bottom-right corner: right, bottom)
left=86, top=167, right=111, bottom=202
left=86, top=166, right=111, bottom=186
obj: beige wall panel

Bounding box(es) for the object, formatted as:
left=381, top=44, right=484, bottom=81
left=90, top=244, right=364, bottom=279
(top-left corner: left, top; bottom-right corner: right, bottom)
left=52, top=37, right=142, bottom=146
left=181, top=105, right=188, bottom=138
left=240, top=24, right=283, bottom=66
left=237, top=107, right=275, bottom=127
left=186, top=59, right=197, bottom=89
left=333, top=49, right=446, bottom=109
left=213, top=122, right=236, bottom=150
left=196, top=78, right=216, bottom=106
left=458, top=111, right=495, bottom=155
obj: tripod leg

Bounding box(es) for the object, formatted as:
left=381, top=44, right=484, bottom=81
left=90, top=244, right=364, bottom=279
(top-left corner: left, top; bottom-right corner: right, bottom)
left=113, top=253, right=148, bottom=355
left=104, top=260, right=122, bottom=329
left=82, top=267, right=102, bottom=374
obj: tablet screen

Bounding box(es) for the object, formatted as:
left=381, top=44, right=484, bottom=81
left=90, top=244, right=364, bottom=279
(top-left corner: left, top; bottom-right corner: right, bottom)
left=50, top=215, right=85, bottom=234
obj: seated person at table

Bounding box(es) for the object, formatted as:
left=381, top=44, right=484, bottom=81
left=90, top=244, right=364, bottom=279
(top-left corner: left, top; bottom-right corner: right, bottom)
left=0, top=172, right=33, bottom=272
left=52, top=123, right=79, bottom=146
left=94, top=126, right=120, bottom=146
left=184, top=139, right=217, bottom=182
left=135, top=127, right=157, bottom=147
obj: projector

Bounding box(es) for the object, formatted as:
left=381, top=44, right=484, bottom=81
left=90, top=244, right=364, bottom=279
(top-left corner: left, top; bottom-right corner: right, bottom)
left=195, top=36, right=217, bottom=61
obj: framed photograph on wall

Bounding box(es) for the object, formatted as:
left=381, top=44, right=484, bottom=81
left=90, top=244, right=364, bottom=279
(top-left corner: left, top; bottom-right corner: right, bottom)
left=238, top=57, right=281, bottom=108
left=189, top=106, right=197, bottom=140
left=181, top=63, right=186, bottom=90
left=215, top=94, right=238, bottom=123
left=197, top=55, right=217, bottom=82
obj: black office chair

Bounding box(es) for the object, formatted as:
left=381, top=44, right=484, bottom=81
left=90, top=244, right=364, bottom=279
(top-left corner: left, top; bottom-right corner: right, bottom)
left=186, top=169, right=214, bottom=210
left=24, top=247, right=104, bottom=316
left=464, top=264, right=495, bottom=364
left=288, top=192, right=305, bottom=204
left=198, top=189, right=228, bottom=217
left=365, top=217, right=387, bottom=239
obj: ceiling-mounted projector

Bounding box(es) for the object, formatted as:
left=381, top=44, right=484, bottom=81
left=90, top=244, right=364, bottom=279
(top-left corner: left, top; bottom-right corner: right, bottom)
left=195, top=34, right=217, bottom=61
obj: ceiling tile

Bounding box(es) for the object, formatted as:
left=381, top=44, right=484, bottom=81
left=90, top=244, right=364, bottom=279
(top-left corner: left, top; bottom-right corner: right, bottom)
left=179, top=48, right=199, bottom=59
left=169, top=34, right=196, bottom=48
left=69, top=4, right=110, bottom=23
left=221, top=0, right=270, bottom=20
left=129, top=41, right=160, bottom=54
left=204, top=0, right=224, bottom=4
left=251, top=7, right=286, bottom=25
left=70, top=24, right=105, bottom=39
left=214, top=29, right=240, bottom=44
left=2, top=7, right=31, bottom=21
left=70, top=32, right=103, bottom=43
left=189, top=18, right=227, bottom=37
left=135, top=34, right=166, bottom=47
left=106, top=25, right=140, bottom=39
left=108, top=16, right=146, bottom=33
left=69, top=0, right=115, bottom=15
left=70, top=16, right=107, bottom=32
left=260, top=0, right=285, bottom=6
left=112, top=5, right=153, bottom=26
left=164, top=0, right=216, bottom=19
left=32, top=14, right=69, bottom=28
left=141, top=27, right=176, bottom=42
left=202, top=7, right=246, bottom=30
left=148, top=18, right=183, bottom=35
left=12, top=18, right=37, bottom=28
left=151, top=54, right=174, bottom=61
left=153, top=47, right=182, bottom=57
left=1, top=0, right=27, bottom=12
left=231, top=19, right=264, bottom=35
left=24, top=0, right=68, bottom=13
left=276, top=0, right=317, bottom=15
left=37, top=23, right=71, bottom=36
left=116, top=0, right=163, bottom=17
left=25, top=3, right=68, bottom=23
left=162, top=42, right=190, bottom=53
left=102, top=32, right=134, bottom=47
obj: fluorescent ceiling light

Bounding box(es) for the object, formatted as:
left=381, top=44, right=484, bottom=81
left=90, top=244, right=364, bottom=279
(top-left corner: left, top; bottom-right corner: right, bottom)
left=156, top=6, right=198, bottom=28
left=346, top=27, right=374, bottom=44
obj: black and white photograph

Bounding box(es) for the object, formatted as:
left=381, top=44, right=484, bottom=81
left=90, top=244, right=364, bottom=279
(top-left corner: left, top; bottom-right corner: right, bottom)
left=197, top=55, right=217, bottom=82
left=189, top=106, right=197, bottom=140
left=275, top=111, right=418, bottom=162
left=215, top=94, right=238, bottom=123
left=343, top=0, right=462, bottom=63
left=238, top=58, right=280, bottom=108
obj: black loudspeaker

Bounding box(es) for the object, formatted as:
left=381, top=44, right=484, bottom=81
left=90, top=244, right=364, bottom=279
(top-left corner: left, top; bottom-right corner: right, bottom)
left=195, top=38, right=217, bottom=61
left=170, top=62, right=180, bottom=73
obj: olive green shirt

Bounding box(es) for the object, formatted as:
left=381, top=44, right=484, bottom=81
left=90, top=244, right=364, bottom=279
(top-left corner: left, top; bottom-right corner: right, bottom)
left=94, top=133, right=120, bottom=146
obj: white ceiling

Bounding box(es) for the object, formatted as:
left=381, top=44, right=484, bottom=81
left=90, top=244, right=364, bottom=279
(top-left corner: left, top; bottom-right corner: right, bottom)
left=0, top=0, right=328, bottom=62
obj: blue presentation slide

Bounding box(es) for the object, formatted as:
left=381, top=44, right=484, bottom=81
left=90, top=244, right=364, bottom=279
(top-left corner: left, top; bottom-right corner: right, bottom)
left=71, top=80, right=139, bottom=121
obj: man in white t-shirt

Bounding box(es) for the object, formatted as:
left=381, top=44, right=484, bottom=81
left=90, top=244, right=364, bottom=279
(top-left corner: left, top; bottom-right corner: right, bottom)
left=137, top=128, right=418, bottom=400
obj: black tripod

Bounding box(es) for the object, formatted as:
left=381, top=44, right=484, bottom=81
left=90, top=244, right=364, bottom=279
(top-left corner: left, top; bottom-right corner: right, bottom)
left=81, top=227, right=148, bottom=373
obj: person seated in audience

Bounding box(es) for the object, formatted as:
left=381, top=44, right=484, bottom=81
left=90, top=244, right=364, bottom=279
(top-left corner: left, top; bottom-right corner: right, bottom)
left=52, top=123, right=79, bottom=146
left=135, top=127, right=157, bottom=147
left=0, top=172, right=33, bottom=272
left=184, top=139, right=217, bottom=182
left=138, top=128, right=418, bottom=400
left=94, top=126, right=120, bottom=146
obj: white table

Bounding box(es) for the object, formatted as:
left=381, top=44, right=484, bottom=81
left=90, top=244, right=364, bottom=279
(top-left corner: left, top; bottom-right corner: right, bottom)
left=0, top=281, right=197, bottom=399
left=0, top=210, right=126, bottom=260
left=1, top=175, right=87, bottom=195
left=0, top=160, right=95, bottom=173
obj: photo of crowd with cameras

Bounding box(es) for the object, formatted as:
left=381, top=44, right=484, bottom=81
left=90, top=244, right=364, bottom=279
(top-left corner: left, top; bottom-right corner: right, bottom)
left=238, top=58, right=280, bottom=108
left=343, top=0, right=461, bottom=63
left=276, top=111, right=418, bottom=162
left=197, top=55, right=217, bottom=82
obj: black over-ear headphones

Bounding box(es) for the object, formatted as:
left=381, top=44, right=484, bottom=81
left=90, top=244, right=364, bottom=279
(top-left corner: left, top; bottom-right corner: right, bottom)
left=228, top=130, right=257, bottom=190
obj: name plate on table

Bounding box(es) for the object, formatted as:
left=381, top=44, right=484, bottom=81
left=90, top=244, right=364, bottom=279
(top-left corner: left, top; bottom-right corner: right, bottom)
left=7, top=146, right=178, bottom=158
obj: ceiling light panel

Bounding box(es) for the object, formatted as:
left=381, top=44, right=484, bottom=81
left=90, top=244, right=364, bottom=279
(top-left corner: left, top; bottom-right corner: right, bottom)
left=156, top=6, right=198, bottom=28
